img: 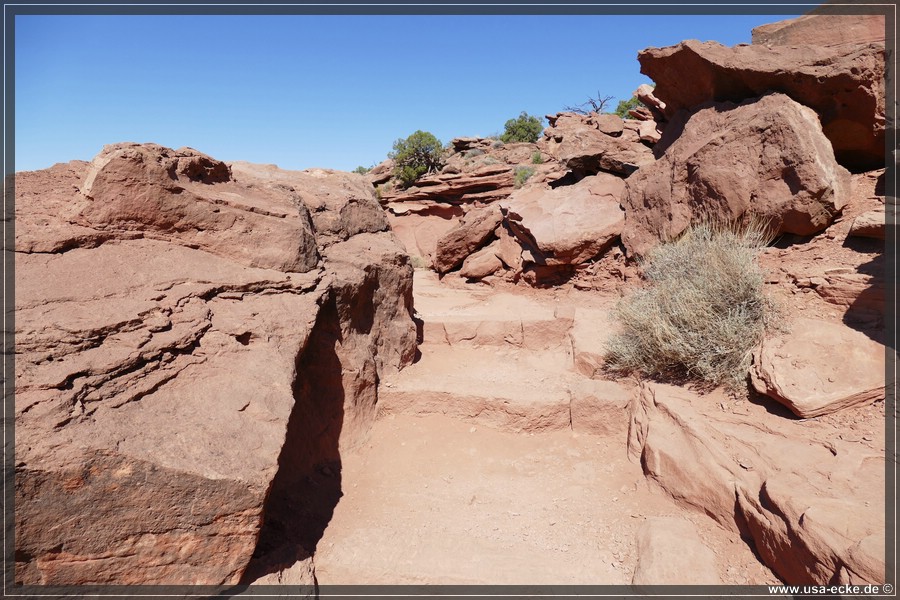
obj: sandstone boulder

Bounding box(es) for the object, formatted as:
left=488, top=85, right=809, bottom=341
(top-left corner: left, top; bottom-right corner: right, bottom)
left=750, top=318, right=885, bottom=418
left=458, top=243, right=504, bottom=280
left=74, top=143, right=320, bottom=273
left=638, top=38, right=885, bottom=171
left=15, top=144, right=417, bottom=585
left=503, top=173, right=625, bottom=266
left=637, top=121, right=661, bottom=144
left=543, top=112, right=654, bottom=177
left=622, top=93, right=851, bottom=257
left=848, top=208, right=885, bottom=240
left=433, top=205, right=503, bottom=275
left=634, top=83, right=667, bottom=122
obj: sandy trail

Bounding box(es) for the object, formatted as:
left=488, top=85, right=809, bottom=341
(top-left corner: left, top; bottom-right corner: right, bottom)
left=312, top=271, right=778, bottom=585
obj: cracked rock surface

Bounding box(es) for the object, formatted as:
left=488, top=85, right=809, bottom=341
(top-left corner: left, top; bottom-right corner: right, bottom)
left=14, top=143, right=417, bottom=585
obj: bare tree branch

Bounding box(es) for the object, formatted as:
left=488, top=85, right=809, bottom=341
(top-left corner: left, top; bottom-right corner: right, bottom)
left=563, top=92, right=615, bottom=115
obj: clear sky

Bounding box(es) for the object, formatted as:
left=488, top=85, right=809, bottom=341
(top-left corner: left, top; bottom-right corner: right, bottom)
left=15, top=11, right=801, bottom=173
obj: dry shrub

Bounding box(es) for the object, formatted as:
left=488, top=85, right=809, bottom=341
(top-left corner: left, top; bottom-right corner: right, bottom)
left=604, top=220, right=775, bottom=391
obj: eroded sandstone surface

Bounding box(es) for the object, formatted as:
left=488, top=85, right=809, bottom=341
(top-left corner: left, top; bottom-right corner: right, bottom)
left=15, top=143, right=417, bottom=585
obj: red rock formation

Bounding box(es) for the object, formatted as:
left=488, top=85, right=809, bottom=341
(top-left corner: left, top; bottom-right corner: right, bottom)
left=14, top=143, right=417, bottom=585
left=751, top=14, right=885, bottom=47
left=638, top=36, right=885, bottom=171
left=622, top=93, right=851, bottom=258
left=750, top=318, right=885, bottom=418
left=543, top=112, right=654, bottom=177
left=502, top=173, right=625, bottom=267
left=629, top=382, right=885, bottom=585
left=433, top=205, right=503, bottom=275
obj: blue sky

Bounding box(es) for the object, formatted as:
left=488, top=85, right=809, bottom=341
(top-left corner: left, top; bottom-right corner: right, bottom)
left=15, top=12, right=800, bottom=173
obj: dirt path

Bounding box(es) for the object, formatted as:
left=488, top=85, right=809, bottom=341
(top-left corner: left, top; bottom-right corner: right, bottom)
left=312, top=271, right=779, bottom=585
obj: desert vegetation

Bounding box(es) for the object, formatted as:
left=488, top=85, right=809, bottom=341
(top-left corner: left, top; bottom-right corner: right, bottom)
left=389, top=130, right=445, bottom=187
left=604, top=221, right=774, bottom=390
left=500, top=111, right=544, bottom=143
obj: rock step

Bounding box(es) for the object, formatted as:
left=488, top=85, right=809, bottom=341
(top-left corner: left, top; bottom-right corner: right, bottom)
left=414, top=270, right=574, bottom=349
left=379, top=345, right=631, bottom=436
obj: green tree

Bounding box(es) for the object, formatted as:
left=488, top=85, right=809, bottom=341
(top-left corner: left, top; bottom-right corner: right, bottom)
left=500, top=112, right=544, bottom=143
left=614, top=97, right=642, bottom=119
left=389, top=130, right=445, bottom=188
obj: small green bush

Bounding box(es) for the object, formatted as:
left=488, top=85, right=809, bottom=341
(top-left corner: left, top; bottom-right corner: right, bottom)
left=464, top=148, right=485, bottom=158
left=604, top=220, right=775, bottom=391
left=514, top=166, right=535, bottom=188
left=614, top=97, right=642, bottom=119
left=481, top=156, right=501, bottom=166
left=352, top=165, right=370, bottom=175
left=500, top=112, right=544, bottom=143
left=531, top=151, right=544, bottom=164
left=492, top=140, right=504, bottom=149
left=389, top=130, right=445, bottom=188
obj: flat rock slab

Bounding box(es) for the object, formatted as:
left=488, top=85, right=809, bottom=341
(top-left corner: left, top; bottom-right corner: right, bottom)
left=848, top=208, right=885, bottom=240
left=751, top=318, right=885, bottom=418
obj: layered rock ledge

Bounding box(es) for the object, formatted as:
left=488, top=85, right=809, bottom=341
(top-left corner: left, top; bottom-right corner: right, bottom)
left=14, top=143, right=417, bottom=585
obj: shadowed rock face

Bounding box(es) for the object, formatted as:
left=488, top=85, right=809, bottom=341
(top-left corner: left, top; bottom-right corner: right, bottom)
left=14, top=143, right=417, bottom=585
left=638, top=37, right=885, bottom=172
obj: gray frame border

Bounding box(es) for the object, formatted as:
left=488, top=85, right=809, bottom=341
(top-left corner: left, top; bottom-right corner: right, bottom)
left=2, top=1, right=896, bottom=598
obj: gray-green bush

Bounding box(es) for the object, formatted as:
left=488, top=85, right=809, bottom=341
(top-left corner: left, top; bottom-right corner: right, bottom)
left=604, top=221, right=775, bottom=391
left=514, top=166, right=535, bottom=188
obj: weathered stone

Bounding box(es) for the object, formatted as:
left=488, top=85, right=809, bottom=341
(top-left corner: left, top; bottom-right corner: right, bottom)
left=629, top=382, right=885, bottom=585
left=752, top=14, right=885, bottom=47
left=504, top=173, right=625, bottom=266
left=622, top=93, right=851, bottom=257
left=848, top=208, right=885, bottom=240
left=750, top=318, right=885, bottom=418
left=638, top=38, right=885, bottom=171
left=544, top=112, right=654, bottom=176
left=631, top=517, right=721, bottom=586
left=459, top=242, right=504, bottom=280
left=433, top=205, right=503, bottom=275
left=75, top=143, right=321, bottom=273
left=637, top=120, right=661, bottom=144
left=15, top=143, right=417, bottom=585
left=592, top=113, right=625, bottom=136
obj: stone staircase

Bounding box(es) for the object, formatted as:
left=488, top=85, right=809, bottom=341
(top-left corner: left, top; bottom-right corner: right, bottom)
left=378, top=270, right=631, bottom=435
left=310, top=271, right=777, bottom=586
